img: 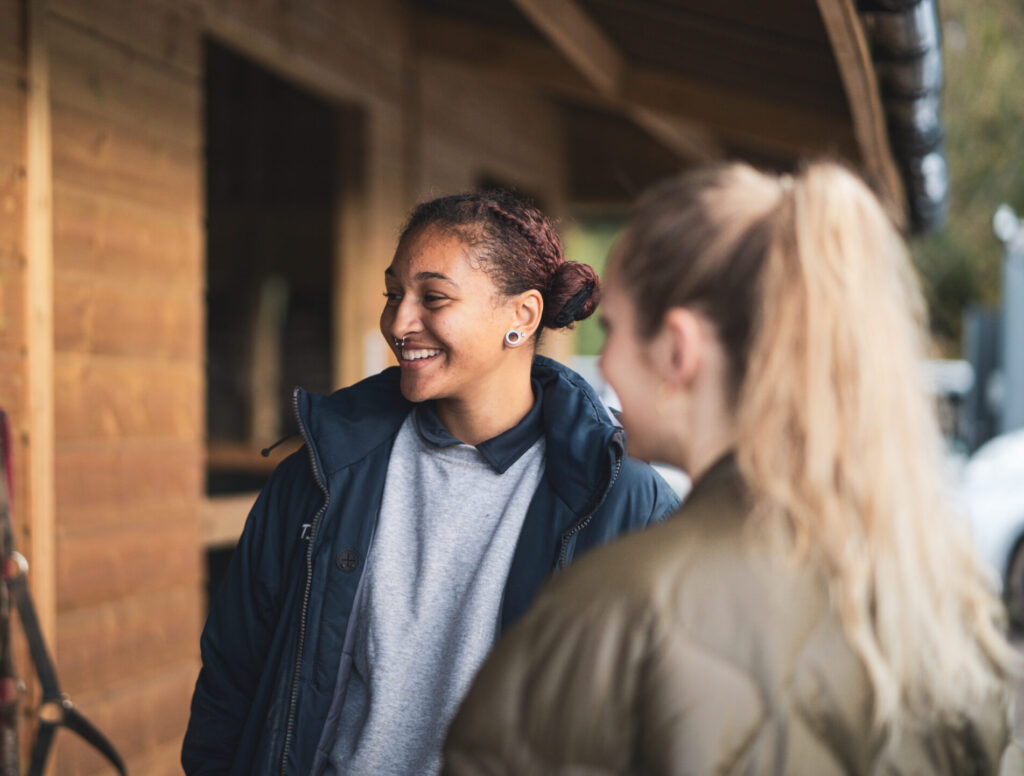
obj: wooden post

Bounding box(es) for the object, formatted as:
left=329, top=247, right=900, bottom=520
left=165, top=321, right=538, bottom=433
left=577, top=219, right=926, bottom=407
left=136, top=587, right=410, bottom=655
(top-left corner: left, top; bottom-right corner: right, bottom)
left=24, top=0, right=57, bottom=657
left=816, top=0, right=907, bottom=227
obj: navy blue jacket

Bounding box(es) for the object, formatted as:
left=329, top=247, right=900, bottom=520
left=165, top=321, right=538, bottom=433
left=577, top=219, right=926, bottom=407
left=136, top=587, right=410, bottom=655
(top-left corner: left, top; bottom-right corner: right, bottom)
left=182, top=357, right=680, bottom=776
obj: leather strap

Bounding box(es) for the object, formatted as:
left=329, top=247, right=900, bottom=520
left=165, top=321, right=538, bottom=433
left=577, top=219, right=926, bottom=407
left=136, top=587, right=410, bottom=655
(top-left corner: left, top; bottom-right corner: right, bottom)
left=0, top=412, right=126, bottom=775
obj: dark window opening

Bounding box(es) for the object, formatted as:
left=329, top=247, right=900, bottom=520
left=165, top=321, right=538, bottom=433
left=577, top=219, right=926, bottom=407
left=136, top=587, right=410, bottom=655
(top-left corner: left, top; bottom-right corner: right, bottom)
left=203, top=38, right=343, bottom=605
left=204, top=38, right=338, bottom=495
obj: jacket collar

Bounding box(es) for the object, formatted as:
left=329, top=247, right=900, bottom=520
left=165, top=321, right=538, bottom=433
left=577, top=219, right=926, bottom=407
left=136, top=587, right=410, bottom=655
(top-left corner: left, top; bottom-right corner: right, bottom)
left=413, top=379, right=545, bottom=474
left=293, top=356, right=623, bottom=517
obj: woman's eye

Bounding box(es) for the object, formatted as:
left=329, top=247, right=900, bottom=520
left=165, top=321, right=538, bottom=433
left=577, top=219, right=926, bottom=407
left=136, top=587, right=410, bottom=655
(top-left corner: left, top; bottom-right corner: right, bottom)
left=383, top=292, right=401, bottom=303
left=423, top=294, right=447, bottom=305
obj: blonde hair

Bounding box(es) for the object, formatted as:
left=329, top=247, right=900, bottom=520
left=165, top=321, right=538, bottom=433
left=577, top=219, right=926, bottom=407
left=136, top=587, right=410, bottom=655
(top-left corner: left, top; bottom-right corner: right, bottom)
left=615, top=161, right=1018, bottom=733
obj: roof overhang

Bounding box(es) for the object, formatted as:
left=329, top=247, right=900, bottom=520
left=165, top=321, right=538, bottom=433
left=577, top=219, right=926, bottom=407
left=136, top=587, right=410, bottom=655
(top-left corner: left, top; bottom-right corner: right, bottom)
left=409, top=0, right=947, bottom=232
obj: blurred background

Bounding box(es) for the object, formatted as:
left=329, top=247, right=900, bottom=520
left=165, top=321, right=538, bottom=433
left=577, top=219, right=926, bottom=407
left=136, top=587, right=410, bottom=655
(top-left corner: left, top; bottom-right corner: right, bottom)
left=0, top=0, right=1022, bottom=772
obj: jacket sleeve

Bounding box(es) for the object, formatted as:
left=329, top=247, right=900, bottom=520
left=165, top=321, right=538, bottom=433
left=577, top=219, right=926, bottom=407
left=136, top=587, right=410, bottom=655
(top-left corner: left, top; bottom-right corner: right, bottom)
left=615, top=456, right=682, bottom=530
left=181, top=451, right=311, bottom=775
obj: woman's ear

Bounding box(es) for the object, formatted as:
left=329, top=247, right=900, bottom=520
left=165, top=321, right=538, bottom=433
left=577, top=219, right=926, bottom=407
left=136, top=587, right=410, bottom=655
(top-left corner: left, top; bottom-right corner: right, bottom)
left=511, top=289, right=544, bottom=338
left=656, top=308, right=704, bottom=388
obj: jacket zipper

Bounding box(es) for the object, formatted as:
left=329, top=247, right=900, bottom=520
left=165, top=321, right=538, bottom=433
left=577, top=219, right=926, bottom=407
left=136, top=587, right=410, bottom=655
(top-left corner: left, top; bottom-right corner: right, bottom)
left=557, top=448, right=623, bottom=569
left=280, top=388, right=330, bottom=776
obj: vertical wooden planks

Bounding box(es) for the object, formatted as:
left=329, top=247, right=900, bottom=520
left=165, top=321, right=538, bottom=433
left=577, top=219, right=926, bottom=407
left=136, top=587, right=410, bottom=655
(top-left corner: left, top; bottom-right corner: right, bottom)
left=25, top=0, right=58, bottom=660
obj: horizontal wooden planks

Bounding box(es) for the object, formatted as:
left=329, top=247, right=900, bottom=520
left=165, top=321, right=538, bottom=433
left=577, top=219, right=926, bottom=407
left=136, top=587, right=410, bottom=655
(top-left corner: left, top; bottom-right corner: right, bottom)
left=54, top=661, right=196, bottom=775
left=55, top=441, right=200, bottom=514
left=51, top=102, right=200, bottom=212
left=49, top=0, right=202, bottom=78
left=0, top=160, right=25, bottom=258
left=54, top=355, right=200, bottom=442
left=48, top=14, right=200, bottom=150
left=0, top=80, right=26, bottom=166
left=57, top=583, right=200, bottom=696
left=53, top=181, right=201, bottom=287
left=115, top=739, right=194, bottom=776
left=54, top=275, right=201, bottom=362
left=0, top=255, right=24, bottom=352
left=0, top=0, right=23, bottom=78
left=0, top=351, right=27, bottom=440
left=57, top=518, right=201, bottom=611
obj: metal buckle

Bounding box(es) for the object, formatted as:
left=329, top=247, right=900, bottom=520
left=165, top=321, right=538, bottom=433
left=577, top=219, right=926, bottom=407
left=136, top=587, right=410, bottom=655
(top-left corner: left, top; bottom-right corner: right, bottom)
left=4, top=551, right=27, bottom=582
left=37, top=695, right=72, bottom=725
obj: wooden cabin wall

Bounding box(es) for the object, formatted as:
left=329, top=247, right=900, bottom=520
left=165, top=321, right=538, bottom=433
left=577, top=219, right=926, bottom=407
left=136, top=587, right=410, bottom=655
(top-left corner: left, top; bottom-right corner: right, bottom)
left=43, top=0, right=204, bottom=773
left=0, top=0, right=572, bottom=773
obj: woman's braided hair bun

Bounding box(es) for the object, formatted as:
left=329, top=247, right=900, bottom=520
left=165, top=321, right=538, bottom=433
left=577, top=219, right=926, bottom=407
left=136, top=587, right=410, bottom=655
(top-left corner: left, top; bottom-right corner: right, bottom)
left=542, top=260, right=601, bottom=329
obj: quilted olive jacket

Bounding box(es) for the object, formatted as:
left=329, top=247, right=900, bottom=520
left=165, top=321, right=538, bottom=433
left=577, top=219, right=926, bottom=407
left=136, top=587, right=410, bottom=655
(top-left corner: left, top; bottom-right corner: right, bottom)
left=444, top=454, right=1021, bottom=776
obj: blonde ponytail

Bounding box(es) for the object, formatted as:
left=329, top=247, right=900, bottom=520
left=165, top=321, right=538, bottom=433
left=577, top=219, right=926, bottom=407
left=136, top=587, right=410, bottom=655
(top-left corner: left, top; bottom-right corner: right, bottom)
left=616, top=160, right=1018, bottom=736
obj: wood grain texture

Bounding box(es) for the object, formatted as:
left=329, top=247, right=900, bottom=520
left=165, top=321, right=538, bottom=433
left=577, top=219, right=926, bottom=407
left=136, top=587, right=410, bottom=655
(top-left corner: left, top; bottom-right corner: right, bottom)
left=0, top=80, right=26, bottom=165
left=57, top=584, right=201, bottom=696
left=51, top=102, right=200, bottom=211
left=53, top=181, right=200, bottom=288
left=511, top=0, right=624, bottom=95
left=0, top=255, right=24, bottom=352
left=55, top=441, right=200, bottom=514
left=0, top=160, right=25, bottom=257
left=53, top=661, right=196, bottom=775
left=26, top=0, right=58, bottom=666
left=48, top=15, right=201, bottom=150
left=0, top=0, right=24, bottom=78
left=54, top=274, right=201, bottom=362
left=815, top=0, right=906, bottom=224
left=49, top=0, right=201, bottom=77
left=57, top=518, right=201, bottom=611
left=54, top=355, right=201, bottom=442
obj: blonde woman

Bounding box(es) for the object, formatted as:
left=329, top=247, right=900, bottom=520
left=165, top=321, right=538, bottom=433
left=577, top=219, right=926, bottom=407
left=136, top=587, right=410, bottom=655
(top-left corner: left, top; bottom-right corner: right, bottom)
left=443, top=162, right=1021, bottom=774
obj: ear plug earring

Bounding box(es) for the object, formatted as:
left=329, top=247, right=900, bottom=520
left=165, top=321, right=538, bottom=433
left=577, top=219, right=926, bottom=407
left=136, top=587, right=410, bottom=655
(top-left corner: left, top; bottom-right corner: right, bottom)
left=504, top=330, right=524, bottom=347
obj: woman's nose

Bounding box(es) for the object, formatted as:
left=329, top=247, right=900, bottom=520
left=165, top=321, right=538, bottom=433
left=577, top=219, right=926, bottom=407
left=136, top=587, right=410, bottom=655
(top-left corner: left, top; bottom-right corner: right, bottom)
left=390, top=296, right=421, bottom=337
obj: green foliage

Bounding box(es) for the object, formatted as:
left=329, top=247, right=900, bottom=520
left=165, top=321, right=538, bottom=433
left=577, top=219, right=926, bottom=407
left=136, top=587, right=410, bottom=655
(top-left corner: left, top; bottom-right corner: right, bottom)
left=911, top=0, right=1024, bottom=351
left=563, top=219, right=624, bottom=355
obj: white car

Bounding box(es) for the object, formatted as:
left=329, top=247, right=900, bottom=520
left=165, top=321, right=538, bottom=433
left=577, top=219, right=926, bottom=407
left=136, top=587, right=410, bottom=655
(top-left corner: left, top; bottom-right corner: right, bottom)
left=962, top=428, right=1024, bottom=623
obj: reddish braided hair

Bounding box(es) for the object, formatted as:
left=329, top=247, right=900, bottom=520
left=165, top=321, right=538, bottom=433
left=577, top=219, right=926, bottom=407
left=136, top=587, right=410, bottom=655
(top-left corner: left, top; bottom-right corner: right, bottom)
left=401, top=190, right=600, bottom=331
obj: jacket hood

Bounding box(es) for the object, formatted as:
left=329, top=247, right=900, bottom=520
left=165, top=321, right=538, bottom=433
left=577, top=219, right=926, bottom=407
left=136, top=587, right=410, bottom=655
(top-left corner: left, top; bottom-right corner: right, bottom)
left=293, top=355, right=624, bottom=518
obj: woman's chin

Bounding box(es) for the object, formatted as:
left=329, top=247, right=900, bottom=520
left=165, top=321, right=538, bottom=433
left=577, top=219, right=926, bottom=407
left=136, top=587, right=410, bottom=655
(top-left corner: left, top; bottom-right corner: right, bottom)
left=399, top=374, right=442, bottom=404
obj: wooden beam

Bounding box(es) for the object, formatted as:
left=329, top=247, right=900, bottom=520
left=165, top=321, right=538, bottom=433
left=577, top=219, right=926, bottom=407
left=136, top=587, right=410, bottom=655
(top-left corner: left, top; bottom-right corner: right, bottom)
left=510, top=0, right=623, bottom=96
left=815, top=0, right=907, bottom=226
left=509, top=0, right=716, bottom=162
left=413, top=12, right=851, bottom=162
left=625, top=67, right=858, bottom=158
left=627, top=107, right=719, bottom=163
left=25, top=0, right=57, bottom=651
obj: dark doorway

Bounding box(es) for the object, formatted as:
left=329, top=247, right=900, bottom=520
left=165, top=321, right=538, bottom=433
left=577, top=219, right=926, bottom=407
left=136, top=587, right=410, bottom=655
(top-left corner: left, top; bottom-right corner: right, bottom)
left=204, top=38, right=337, bottom=494
left=203, top=39, right=341, bottom=602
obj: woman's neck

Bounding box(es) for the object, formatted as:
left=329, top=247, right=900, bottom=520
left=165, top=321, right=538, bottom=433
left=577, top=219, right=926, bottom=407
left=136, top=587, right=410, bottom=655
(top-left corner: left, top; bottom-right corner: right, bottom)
left=434, top=375, right=536, bottom=447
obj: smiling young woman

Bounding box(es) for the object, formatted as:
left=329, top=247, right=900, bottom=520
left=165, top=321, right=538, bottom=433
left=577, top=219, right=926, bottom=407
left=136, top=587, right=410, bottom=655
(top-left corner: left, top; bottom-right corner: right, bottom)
left=181, top=190, right=680, bottom=776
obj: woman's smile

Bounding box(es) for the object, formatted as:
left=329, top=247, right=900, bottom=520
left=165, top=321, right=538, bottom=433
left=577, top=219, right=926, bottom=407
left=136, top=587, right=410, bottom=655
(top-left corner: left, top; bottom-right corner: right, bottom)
left=399, top=347, right=444, bottom=366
